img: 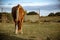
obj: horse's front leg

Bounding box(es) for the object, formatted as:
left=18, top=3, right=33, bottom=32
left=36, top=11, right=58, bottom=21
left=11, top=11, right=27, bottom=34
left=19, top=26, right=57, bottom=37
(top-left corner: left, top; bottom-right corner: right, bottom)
left=15, top=23, right=18, bottom=34
left=18, top=21, right=23, bottom=34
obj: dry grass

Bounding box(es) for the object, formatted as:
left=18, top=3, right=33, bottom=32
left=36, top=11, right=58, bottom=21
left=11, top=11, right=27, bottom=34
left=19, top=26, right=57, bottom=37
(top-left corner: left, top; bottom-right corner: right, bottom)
left=0, top=22, right=60, bottom=40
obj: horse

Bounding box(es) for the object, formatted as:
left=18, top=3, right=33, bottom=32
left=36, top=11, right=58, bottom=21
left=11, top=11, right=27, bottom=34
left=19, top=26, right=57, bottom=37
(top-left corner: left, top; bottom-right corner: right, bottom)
left=12, top=4, right=25, bottom=34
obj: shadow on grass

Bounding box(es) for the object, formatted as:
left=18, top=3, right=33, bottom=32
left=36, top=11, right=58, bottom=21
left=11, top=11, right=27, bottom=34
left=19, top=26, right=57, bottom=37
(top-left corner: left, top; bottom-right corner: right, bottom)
left=0, top=33, right=34, bottom=40
left=0, top=33, right=25, bottom=40
left=46, top=32, right=60, bottom=40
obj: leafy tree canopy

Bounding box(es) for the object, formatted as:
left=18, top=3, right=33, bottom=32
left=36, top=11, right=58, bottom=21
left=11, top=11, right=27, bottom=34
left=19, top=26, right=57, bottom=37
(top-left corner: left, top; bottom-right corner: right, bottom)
left=27, top=11, right=38, bottom=15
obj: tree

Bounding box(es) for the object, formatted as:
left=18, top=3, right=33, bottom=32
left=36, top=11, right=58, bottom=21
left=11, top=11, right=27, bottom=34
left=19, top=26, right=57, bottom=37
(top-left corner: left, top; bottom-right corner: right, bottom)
left=55, top=12, right=60, bottom=16
left=48, top=13, right=55, bottom=16
left=27, top=11, right=38, bottom=15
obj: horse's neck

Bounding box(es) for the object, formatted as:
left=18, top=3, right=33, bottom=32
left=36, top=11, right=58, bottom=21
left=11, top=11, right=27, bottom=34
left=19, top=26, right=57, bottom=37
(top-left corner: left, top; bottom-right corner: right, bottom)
left=16, top=7, right=19, bottom=21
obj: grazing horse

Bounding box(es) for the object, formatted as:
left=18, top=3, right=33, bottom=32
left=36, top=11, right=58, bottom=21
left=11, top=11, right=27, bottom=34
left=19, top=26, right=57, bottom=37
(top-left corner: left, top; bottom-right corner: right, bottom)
left=12, top=4, right=25, bottom=34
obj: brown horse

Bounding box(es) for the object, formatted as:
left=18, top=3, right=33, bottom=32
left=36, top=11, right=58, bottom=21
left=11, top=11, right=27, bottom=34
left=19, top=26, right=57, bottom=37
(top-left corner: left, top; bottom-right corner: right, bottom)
left=12, top=4, right=25, bottom=34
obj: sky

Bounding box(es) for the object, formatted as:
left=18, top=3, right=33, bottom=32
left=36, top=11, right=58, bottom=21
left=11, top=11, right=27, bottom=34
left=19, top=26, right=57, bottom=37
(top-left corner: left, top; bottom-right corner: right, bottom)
left=0, top=0, right=60, bottom=16
left=0, top=0, right=60, bottom=6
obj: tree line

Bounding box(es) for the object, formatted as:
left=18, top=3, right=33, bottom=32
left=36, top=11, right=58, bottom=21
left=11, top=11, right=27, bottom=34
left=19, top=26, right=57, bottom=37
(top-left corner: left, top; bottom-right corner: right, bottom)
left=48, top=12, right=60, bottom=16
left=0, top=11, right=60, bottom=23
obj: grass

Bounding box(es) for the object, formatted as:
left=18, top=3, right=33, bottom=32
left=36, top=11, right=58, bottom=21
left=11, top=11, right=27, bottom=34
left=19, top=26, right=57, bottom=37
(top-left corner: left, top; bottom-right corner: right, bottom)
left=0, top=22, right=60, bottom=40
left=40, top=16, right=60, bottom=22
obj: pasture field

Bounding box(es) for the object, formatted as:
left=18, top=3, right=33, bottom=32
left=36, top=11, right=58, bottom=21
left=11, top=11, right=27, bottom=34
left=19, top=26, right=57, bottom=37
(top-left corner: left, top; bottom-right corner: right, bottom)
left=0, top=22, right=60, bottom=40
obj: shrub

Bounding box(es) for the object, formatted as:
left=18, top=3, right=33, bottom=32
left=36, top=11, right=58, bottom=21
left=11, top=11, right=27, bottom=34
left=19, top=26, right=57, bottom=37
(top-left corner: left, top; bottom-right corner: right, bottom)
left=48, top=13, right=55, bottom=16
left=27, top=11, right=38, bottom=15
left=55, top=12, right=60, bottom=16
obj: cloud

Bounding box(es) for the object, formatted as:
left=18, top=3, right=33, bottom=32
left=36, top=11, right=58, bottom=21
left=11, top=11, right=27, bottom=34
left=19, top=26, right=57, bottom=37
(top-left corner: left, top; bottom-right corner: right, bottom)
left=19, top=2, right=52, bottom=6
left=18, top=1, right=59, bottom=6
left=0, top=2, right=51, bottom=8
left=8, top=3, right=12, bottom=5
left=0, top=2, right=4, bottom=5
left=0, top=1, right=59, bottom=8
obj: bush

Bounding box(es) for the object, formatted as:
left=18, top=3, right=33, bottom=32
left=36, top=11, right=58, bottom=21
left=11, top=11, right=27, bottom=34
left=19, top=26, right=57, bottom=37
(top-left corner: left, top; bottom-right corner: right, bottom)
left=55, top=12, right=60, bottom=16
left=27, top=11, right=38, bottom=15
left=48, top=12, right=60, bottom=16
left=48, top=13, right=55, bottom=16
left=0, top=12, right=13, bottom=23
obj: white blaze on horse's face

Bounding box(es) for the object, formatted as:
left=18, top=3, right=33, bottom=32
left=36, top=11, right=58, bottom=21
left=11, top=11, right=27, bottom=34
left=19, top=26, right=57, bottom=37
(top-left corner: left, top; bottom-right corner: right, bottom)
left=15, top=7, right=19, bottom=34
left=16, top=6, right=21, bottom=21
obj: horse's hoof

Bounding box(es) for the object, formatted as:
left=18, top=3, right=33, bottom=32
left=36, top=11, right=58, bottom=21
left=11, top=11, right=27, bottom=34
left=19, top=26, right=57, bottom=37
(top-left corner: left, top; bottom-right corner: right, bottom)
left=15, top=31, right=18, bottom=35
left=15, top=33, right=18, bottom=35
left=18, top=30, right=23, bottom=34
left=19, top=31, right=23, bottom=34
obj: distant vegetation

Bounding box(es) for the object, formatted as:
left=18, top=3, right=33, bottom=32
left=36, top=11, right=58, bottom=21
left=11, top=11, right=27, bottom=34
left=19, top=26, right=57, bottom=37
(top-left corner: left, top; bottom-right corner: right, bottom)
left=48, top=12, right=60, bottom=16
left=27, top=11, right=38, bottom=15
left=0, top=12, right=13, bottom=23
left=0, top=11, right=60, bottom=23
left=55, top=12, right=60, bottom=16
left=48, top=13, right=55, bottom=16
